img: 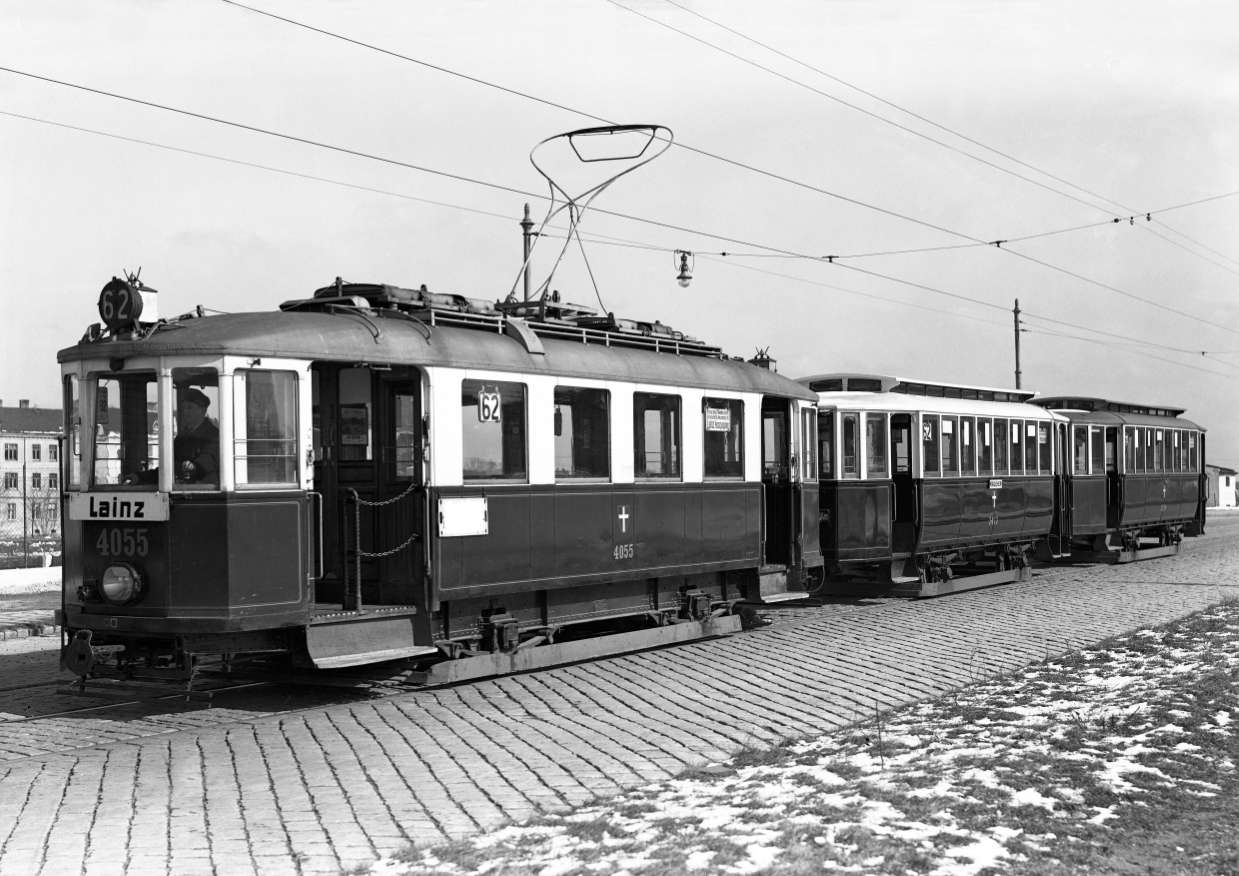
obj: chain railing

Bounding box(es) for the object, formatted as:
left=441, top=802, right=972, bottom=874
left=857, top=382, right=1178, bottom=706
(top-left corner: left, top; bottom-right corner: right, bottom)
left=342, top=482, right=420, bottom=610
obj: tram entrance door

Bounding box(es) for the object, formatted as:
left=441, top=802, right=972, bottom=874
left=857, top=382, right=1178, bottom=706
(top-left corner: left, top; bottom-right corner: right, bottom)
left=761, top=397, right=793, bottom=567
left=1049, top=422, right=1071, bottom=556
left=890, top=414, right=916, bottom=555
left=311, top=364, right=426, bottom=610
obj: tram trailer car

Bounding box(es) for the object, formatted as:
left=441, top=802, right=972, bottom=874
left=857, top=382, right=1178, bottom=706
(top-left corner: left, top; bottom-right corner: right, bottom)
left=800, top=374, right=1061, bottom=598
left=57, top=278, right=822, bottom=688
left=1033, top=397, right=1207, bottom=562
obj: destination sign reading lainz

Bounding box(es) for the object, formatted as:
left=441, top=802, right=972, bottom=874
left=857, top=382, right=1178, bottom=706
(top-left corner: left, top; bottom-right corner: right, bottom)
left=68, top=493, right=171, bottom=522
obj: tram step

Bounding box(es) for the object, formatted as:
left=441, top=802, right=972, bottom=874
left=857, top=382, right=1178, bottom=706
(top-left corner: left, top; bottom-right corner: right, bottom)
left=312, top=645, right=441, bottom=670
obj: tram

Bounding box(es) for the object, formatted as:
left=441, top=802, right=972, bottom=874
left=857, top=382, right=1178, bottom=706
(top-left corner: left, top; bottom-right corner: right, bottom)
left=802, top=373, right=1060, bottom=597
left=57, top=277, right=822, bottom=687
left=1033, top=396, right=1207, bottom=562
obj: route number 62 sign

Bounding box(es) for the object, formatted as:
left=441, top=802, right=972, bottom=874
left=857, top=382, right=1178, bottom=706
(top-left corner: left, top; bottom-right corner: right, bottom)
left=478, top=389, right=502, bottom=423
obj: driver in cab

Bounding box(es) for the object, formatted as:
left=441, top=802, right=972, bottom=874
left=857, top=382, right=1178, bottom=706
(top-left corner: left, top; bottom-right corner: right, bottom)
left=122, top=388, right=219, bottom=485
left=174, top=389, right=219, bottom=483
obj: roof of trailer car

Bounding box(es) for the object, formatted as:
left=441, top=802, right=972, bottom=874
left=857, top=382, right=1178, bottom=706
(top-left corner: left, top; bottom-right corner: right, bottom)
left=797, top=372, right=1052, bottom=418
left=808, top=391, right=1059, bottom=419
left=1033, top=397, right=1202, bottom=431
left=59, top=310, right=818, bottom=399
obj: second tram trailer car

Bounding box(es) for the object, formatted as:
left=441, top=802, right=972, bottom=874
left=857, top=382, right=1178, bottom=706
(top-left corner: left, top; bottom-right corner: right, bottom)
left=57, top=278, right=823, bottom=690
left=1033, top=396, right=1207, bottom=562
left=801, top=373, right=1059, bottom=598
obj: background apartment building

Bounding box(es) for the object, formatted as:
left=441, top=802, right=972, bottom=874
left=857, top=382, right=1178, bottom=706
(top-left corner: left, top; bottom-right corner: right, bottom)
left=0, top=400, right=63, bottom=567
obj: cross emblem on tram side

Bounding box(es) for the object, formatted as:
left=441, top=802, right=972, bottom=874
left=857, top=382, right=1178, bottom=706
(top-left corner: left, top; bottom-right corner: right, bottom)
left=617, top=505, right=629, bottom=533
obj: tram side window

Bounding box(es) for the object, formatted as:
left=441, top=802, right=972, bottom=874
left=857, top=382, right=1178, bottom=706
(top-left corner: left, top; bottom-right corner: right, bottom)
left=960, top=417, right=975, bottom=475
left=1037, top=422, right=1051, bottom=474
left=1189, top=431, right=1198, bottom=472
left=236, top=370, right=298, bottom=486
left=1145, top=428, right=1155, bottom=473
left=994, top=419, right=1008, bottom=475
left=893, top=416, right=911, bottom=474
left=801, top=409, right=817, bottom=480
left=818, top=411, right=834, bottom=479
left=1010, top=420, right=1025, bottom=475
left=555, top=386, right=611, bottom=480
left=1125, top=427, right=1137, bottom=472
left=632, top=392, right=677, bottom=480
left=1154, top=429, right=1165, bottom=473
left=841, top=413, right=859, bottom=479
left=1089, top=426, right=1104, bottom=474
left=65, top=375, right=81, bottom=489
left=865, top=413, right=887, bottom=478
left=941, top=417, right=958, bottom=476
left=462, top=379, right=527, bottom=482
left=1074, top=426, right=1089, bottom=475
left=1171, top=430, right=1181, bottom=473
left=172, top=369, right=221, bottom=488
left=93, top=373, right=160, bottom=488
left=978, top=418, right=992, bottom=476
left=703, top=398, right=744, bottom=479
left=922, top=415, right=940, bottom=476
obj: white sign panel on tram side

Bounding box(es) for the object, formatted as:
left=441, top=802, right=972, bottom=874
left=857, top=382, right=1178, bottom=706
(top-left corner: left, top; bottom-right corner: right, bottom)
left=68, top=493, right=171, bottom=521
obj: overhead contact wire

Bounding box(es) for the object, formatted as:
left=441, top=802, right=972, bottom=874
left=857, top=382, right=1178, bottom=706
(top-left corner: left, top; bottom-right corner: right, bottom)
left=654, top=0, right=1239, bottom=269
left=213, top=2, right=1239, bottom=323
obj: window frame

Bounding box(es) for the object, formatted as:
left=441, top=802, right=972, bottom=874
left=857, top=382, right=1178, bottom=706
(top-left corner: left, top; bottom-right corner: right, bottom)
left=234, top=368, right=301, bottom=489
left=841, top=412, right=860, bottom=480
left=864, top=412, right=888, bottom=480
left=941, top=415, right=959, bottom=477
left=817, top=410, right=835, bottom=480
left=977, top=417, right=993, bottom=476
left=702, top=397, right=745, bottom=480
left=1009, top=419, right=1024, bottom=476
left=801, top=408, right=818, bottom=481
left=461, top=378, right=529, bottom=484
left=922, top=414, right=940, bottom=477
left=960, top=416, right=976, bottom=476
left=552, top=384, right=612, bottom=482
left=632, top=391, right=678, bottom=482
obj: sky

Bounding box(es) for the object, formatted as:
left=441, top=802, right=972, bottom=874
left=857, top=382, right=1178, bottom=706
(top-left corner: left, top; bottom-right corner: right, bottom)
left=2, top=1, right=1237, bottom=462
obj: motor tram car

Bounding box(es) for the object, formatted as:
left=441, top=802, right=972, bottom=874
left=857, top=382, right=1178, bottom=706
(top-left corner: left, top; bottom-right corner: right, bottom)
left=57, top=277, right=822, bottom=689
left=800, top=373, right=1060, bottom=597
left=1033, top=396, right=1207, bottom=561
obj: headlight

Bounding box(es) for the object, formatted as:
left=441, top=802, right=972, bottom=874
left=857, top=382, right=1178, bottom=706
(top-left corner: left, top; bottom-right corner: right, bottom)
left=100, top=563, right=142, bottom=605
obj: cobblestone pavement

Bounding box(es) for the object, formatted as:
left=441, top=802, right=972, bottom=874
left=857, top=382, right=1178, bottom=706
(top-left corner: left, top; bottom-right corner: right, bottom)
left=0, top=518, right=1236, bottom=876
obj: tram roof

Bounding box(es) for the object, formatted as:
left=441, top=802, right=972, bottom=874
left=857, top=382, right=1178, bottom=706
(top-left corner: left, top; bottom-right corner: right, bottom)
left=807, top=390, right=1057, bottom=419
left=1032, top=397, right=1203, bottom=431
left=59, top=310, right=816, bottom=399
left=796, top=372, right=1038, bottom=403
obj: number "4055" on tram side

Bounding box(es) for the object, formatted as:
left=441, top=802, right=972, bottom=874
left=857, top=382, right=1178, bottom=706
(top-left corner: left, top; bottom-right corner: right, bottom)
left=95, top=527, right=150, bottom=558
